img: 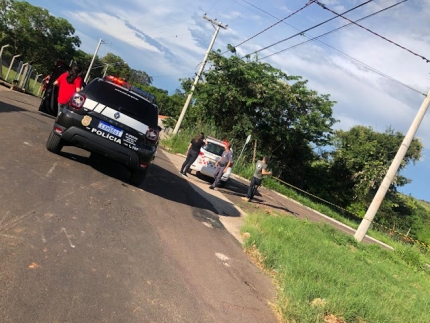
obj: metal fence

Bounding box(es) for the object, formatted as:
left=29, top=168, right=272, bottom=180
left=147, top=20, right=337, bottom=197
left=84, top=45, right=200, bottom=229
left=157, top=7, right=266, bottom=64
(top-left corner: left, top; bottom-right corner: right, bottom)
left=0, top=51, right=44, bottom=96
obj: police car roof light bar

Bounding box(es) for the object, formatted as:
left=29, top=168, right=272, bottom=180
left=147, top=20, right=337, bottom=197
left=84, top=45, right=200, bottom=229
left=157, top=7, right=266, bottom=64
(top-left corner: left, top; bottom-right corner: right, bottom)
left=104, top=75, right=156, bottom=104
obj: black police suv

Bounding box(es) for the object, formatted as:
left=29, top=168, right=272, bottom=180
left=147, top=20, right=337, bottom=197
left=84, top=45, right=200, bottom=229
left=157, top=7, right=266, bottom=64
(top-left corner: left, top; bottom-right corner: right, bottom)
left=45, top=75, right=160, bottom=185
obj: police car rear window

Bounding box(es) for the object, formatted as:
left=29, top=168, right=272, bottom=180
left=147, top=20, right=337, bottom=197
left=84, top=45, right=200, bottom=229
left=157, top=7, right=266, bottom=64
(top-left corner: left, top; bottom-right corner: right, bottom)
left=204, top=142, right=225, bottom=156
left=84, top=81, right=158, bottom=128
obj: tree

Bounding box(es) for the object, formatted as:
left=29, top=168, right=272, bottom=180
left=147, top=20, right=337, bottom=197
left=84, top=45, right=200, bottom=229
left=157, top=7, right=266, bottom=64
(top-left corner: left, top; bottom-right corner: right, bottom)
left=326, top=125, right=422, bottom=206
left=101, top=52, right=130, bottom=80
left=130, top=69, right=153, bottom=85
left=180, top=51, right=337, bottom=186
left=0, top=0, right=80, bottom=75
left=72, top=49, right=102, bottom=79
left=134, top=83, right=185, bottom=117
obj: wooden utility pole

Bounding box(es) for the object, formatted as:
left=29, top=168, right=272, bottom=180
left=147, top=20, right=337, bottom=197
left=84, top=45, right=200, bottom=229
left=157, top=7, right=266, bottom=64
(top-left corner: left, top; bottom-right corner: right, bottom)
left=173, top=15, right=227, bottom=134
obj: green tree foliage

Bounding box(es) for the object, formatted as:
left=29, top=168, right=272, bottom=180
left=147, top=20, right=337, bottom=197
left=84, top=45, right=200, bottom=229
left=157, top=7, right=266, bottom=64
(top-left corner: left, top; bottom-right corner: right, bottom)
left=180, top=51, right=337, bottom=184
left=71, top=49, right=102, bottom=79
left=134, top=84, right=185, bottom=117
left=0, top=0, right=80, bottom=75
left=329, top=125, right=422, bottom=203
left=130, top=69, right=153, bottom=85
left=100, top=52, right=130, bottom=80
left=306, top=125, right=426, bottom=240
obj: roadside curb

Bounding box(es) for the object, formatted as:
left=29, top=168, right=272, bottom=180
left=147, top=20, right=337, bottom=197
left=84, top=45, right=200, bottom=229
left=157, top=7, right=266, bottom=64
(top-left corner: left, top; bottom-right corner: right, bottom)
left=230, top=172, right=394, bottom=250
left=159, top=146, right=394, bottom=250
left=158, top=147, right=249, bottom=244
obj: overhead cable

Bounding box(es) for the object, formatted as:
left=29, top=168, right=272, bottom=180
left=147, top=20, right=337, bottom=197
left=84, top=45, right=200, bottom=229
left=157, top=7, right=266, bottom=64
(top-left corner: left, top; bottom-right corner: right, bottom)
left=242, top=0, right=373, bottom=58
left=315, top=0, right=430, bottom=63
left=259, top=1, right=424, bottom=95
left=223, top=0, right=316, bottom=54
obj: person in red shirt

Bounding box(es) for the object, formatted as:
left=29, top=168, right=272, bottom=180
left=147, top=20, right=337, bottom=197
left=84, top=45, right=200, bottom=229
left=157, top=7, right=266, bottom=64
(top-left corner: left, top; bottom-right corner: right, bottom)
left=41, top=75, right=50, bottom=92
left=53, top=65, right=83, bottom=116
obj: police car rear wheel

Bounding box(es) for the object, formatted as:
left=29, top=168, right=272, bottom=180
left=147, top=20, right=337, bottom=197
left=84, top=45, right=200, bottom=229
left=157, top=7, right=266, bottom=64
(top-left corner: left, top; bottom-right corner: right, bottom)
left=46, top=131, right=64, bottom=153
left=129, top=168, right=147, bottom=186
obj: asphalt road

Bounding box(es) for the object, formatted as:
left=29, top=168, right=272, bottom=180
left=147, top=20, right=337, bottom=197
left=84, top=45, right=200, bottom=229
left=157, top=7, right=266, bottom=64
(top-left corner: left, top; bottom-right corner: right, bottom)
left=0, top=87, right=277, bottom=323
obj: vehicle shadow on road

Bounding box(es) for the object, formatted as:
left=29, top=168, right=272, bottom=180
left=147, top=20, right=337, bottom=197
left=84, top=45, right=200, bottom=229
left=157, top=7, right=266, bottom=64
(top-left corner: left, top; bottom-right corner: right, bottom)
left=57, top=150, right=241, bottom=218
left=59, top=150, right=133, bottom=183
left=143, top=163, right=241, bottom=218
left=0, top=101, right=27, bottom=113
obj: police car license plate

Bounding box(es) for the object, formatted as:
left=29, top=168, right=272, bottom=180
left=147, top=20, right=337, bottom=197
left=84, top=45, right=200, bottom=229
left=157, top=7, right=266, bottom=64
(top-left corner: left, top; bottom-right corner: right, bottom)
left=98, top=121, right=123, bottom=137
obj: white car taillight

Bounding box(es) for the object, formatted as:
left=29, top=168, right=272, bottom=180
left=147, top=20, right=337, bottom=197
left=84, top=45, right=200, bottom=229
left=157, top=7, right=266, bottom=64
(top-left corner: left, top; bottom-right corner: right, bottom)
left=69, top=93, right=86, bottom=109
left=145, top=127, right=159, bottom=143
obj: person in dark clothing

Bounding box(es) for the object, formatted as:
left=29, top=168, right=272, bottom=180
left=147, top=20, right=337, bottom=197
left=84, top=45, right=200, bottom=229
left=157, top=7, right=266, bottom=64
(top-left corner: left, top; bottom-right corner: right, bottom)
left=180, top=133, right=207, bottom=177
left=241, top=156, right=272, bottom=202
left=209, top=142, right=233, bottom=189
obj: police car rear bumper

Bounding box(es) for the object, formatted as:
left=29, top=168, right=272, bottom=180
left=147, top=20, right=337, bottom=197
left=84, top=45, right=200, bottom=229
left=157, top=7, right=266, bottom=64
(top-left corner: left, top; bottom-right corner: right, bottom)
left=55, top=125, right=153, bottom=169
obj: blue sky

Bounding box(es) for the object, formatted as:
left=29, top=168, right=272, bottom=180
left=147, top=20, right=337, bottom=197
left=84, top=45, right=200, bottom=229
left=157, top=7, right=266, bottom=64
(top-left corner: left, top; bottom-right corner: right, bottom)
left=27, top=0, right=430, bottom=201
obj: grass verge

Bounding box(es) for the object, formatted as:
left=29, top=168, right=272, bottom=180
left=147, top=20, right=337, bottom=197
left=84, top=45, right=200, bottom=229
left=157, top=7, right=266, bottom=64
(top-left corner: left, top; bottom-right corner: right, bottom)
left=242, top=211, right=430, bottom=323
left=161, top=131, right=430, bottom=265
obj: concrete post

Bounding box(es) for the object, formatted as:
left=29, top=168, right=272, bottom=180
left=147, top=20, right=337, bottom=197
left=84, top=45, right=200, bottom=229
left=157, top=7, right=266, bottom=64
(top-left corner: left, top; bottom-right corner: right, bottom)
left=354, top=89, right=430, bottom=242
left=19, top=64, right=31, bottom=88
left=16, top=62, right=28, bottom=85
left=34, top=73, right=42, bottom=88
left=172, top=15, right=227, bottom=134
left=0, top=44, right=10, bottom=78
left=103, top=63, right=110, bottom=77
left=84, top=38, right=103, bottom=83
left=5, top=54, right=21, bottom=82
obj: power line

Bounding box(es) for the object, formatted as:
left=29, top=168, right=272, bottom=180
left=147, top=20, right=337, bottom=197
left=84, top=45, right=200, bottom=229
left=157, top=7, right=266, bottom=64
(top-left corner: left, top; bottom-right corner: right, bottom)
left=315, top=0, right=430, bottom=63
left=223, top=0, right=316, bottom=54
left=261, top=1, right=407, bottom=60
left=259, top=1, right=424, bottom=95
left=243, top=0, right=374, bottom=58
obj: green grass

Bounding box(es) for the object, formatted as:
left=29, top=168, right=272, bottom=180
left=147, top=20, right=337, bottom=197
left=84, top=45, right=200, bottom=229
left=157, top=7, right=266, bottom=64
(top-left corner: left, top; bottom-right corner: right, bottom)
left=161, top=123, right=222, bottom=154
left=242, top=212, right=430, bottom=323
left=161, top=131, right=430, bottom=264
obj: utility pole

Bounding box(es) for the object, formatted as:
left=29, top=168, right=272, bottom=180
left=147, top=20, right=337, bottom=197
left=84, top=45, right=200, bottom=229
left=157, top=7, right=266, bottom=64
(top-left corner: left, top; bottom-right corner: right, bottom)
left=103, top=63, right=110, bottom=77
left=172, top=14, right=227, bottom=134
left=354, top=89, right=430, bottom=242
left=84, top=38, right=105, bottom=83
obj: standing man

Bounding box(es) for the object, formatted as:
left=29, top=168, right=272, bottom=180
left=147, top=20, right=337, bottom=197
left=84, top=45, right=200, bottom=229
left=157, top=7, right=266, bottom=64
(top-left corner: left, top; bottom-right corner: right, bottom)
left=209, top=142, right=233, bottom=189
left=241, top=156, right=272, bottom=202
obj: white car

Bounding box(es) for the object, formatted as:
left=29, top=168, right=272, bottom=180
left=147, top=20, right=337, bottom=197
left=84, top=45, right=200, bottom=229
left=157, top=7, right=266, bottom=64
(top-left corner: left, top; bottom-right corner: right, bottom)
left=190, top=137, right=233, bottom=187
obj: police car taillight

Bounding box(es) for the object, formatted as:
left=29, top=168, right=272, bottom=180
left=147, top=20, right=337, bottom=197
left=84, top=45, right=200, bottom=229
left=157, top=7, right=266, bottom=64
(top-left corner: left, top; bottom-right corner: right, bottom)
left=145, top=127, right=159, bottom=142
left=69, top=93, right=86, bottom=109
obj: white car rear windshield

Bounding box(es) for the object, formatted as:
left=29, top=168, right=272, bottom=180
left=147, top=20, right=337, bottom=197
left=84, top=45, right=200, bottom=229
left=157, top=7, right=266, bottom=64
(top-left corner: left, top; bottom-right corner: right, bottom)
left=204, top=142, right=224, bottom=156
